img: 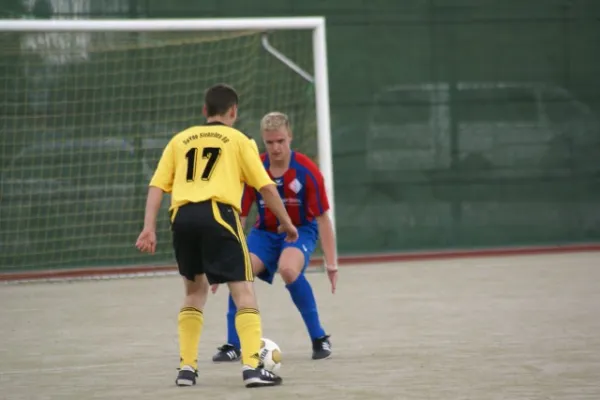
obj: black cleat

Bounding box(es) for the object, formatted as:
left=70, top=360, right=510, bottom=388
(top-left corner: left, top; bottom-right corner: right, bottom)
left=212, top=344, right=241, bottom=362
left=175, top=366, right=197, bottom=387
left=312, top=335, right=332, bottom=360
left=243, top=367, right=283, bottom=388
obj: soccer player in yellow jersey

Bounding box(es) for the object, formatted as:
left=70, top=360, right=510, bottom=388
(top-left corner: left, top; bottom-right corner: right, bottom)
left=135, top=84, right=297, bottom=388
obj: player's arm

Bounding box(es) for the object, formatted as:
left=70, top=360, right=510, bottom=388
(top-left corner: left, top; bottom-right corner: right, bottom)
left=316, top=212, right=336, bottom=269
left=306, top=167, right=337, bottom=269
left=145, top=140, right=175, bottom=230
left=306, top=162, right=338, bottom=293
left=143, top=187, right=164, bottom=233
left=239, top=138, right=296, bottom=239
left=136, top=140, right=174, bottom=254
left=239, top=184, right=255, bottom=230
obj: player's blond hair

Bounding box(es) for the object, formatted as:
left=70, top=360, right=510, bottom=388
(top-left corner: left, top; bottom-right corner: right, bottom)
left=260, top=111, right=290, bottom=133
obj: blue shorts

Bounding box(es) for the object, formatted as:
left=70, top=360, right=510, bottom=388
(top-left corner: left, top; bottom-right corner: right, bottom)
left=246, top=225, right=318, bottom=284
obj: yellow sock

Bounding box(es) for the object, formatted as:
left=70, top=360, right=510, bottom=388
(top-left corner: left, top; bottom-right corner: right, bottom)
left=178, top=307, right=203, bottom=370
left=235, top=308, right=262, bottom=368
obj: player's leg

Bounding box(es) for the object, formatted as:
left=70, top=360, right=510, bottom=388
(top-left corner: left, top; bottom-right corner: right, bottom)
left=213, top=253, right=265, bottom=362
left=171, top=205, right=209, bottom=387
left=226, top=254, right=269, bottom=356
left=279, top=226, right=331, bottom=360
left=214, top=229, right=281, bottom=362
left=205, top=201, right=282, bottom=387
left=176, top=275, right=209, bottom=386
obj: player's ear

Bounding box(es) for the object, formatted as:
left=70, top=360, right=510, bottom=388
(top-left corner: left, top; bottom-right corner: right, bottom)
left=202, top=105, right=208, bottom=118
left=230, top=104, right=238, bottom=120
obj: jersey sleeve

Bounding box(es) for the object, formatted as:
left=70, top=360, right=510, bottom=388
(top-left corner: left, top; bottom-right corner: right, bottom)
left=304, top=160, right=330, bottom=217
left=239, top=138, right=274, bottom=190
left=149, top=139, right=175, bottom=193
left=240, top=184, right=256, bottom=217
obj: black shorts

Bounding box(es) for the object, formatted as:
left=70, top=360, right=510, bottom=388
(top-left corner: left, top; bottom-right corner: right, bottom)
left=171, top=200, right=253, bottom=284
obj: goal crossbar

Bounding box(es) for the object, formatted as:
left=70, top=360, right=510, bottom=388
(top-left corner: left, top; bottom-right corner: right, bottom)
left=0, top=17, right=326, bottom=32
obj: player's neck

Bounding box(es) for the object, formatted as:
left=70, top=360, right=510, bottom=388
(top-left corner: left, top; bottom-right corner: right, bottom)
left=269, top=156, right=291, bottom=174
left=206, top=116, right=233, bottom=126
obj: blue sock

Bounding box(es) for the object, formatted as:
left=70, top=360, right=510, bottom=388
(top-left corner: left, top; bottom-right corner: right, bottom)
left=286, top=274, right=326, bottom=340
left=226, top=294, right=241, bottom=350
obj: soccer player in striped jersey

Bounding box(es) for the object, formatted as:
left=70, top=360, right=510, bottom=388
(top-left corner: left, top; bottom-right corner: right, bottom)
left=211, top=111, right=338, bottom=362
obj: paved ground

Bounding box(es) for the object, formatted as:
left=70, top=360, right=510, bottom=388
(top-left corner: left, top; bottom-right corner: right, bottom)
left=1, top=252, right=600, bottom=400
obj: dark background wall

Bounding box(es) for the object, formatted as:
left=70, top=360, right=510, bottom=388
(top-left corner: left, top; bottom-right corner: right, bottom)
left=1, top=0, right=599, bottom=271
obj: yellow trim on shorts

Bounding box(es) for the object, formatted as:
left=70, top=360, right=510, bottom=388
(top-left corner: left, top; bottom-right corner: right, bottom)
left=170, top=207, right=179, bottom=223
left=211, top=200, right=237, bottom=238
left=234, top=212, right=253, bottom=282
left=211, top=200, right=253, bottom=282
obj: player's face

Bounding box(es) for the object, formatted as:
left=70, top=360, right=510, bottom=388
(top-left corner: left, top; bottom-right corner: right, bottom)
left=262, top=128, right=292, bottom=162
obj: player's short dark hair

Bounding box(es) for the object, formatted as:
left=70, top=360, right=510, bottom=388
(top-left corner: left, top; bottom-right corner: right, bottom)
left=204, top=84, right=239, bottom=117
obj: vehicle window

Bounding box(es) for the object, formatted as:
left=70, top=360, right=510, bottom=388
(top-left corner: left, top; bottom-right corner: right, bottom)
left=6, top=148, right=136, bottom=185
left=143, top=148, right=164, bottom=169
left=457, top=88, right=538, bottom=123
left=142, top=138, right=170, bottom=169
left=542, top=90, right=586, bottom=124
left=372, top=89, right=431, bottom=124
left=6, top=153, right=53, bottom=180
left=71, top=151, right=136, bottom=185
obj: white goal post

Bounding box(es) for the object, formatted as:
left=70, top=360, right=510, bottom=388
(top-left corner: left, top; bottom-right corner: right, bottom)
left=0, top=17, right=336, bottom=279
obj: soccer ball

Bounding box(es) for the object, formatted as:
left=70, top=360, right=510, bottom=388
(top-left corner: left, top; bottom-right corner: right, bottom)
left=259, top=338, right=282, bottom=373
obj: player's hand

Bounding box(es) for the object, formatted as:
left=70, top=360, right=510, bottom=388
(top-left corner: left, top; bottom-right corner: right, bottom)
left=135, top=229, right=156, bottom=254
left=278, top=221, right=298, bottom=242
left=326, top=264, right=338, bottom=294
left=211, top=284, right=219, bottom=294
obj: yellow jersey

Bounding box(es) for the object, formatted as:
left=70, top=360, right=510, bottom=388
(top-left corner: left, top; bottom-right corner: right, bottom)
left=149, top=122, right=274, bottom=213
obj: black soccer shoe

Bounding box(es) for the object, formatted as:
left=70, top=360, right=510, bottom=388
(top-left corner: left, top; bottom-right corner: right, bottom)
left=175, top=366, right=198, bottom=387
left=212, top=344, right=241, bottom=363
left=243, top=367, right=283, bottom=388
left=312, top=335, right=332, bottom=360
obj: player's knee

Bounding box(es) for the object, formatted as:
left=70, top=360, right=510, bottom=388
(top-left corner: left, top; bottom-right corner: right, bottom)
left=279, top=260, right=304, bottom=284
left=250, top=253, right=266, bottom=276
left=228, top=281, right=258, bottom=310
left=278, top=248, right=305, bottom=285
left=279, top=265, right=301, bottom=285
left=182, top=275, right=209, bottom=309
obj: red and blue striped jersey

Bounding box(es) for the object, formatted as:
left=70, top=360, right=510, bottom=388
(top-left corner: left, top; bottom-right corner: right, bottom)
left=241, top=151, right=330, bottom=232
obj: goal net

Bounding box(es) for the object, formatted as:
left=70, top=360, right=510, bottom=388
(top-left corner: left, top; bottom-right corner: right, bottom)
left=0, top=18, right=333, bottom=281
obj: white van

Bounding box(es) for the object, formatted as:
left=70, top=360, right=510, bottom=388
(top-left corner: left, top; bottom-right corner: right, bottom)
left=366, top=82, right=599, bottom=177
